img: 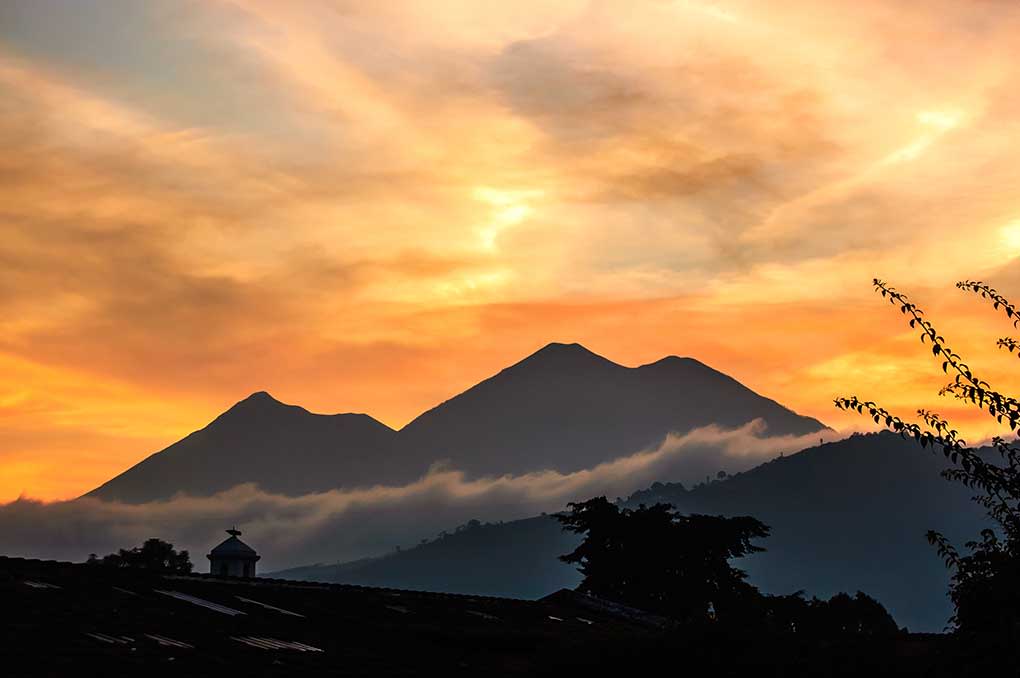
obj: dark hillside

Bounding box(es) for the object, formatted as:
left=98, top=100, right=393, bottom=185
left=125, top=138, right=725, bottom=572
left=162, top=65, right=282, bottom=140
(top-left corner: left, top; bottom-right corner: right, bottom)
left=279, top=433, right=988, bottom=631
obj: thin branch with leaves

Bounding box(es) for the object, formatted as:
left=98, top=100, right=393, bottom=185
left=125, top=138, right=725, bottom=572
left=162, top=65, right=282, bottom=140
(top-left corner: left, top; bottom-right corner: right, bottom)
left=836, top=278, right=1020, bottom=632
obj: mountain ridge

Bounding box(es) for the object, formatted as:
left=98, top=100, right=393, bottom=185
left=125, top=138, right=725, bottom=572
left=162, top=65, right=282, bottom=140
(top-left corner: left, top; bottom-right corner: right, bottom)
left=220, top=390, right=389, bottom=423
left=87, top=341, right=827, bottom=503
left=86, top=392, right=398, bottom=502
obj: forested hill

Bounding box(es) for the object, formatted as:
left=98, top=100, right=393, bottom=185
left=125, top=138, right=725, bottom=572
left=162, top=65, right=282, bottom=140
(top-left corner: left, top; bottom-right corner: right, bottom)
left=275, top=432, right=989, bottom=632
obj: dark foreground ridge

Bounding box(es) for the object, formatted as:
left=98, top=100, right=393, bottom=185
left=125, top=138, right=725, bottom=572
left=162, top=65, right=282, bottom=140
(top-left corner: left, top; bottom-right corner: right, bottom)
left=0, top=556, right=653, bottom=677
left=0, top=556, right=998, bottom=676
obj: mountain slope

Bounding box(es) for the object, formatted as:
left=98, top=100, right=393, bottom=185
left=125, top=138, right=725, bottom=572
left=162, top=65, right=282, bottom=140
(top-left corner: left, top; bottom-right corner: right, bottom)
left=273, top=516, right=581, bottom=598
left=87, top=343, right=826, bottom=502
left=87, top=392, right=398, bottom=502
left=395, top=342, right=826, bottom=477
left=276, top=432, right=988, bottom=632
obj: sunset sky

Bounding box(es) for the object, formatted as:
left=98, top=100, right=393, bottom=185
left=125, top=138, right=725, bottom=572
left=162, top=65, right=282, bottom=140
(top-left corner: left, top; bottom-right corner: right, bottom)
left=4, top=0, right=1020, bottom=503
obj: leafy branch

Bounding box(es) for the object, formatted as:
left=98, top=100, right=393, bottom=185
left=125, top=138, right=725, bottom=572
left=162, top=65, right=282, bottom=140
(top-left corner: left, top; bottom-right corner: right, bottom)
left=837, top=278, right=1020, bottom=632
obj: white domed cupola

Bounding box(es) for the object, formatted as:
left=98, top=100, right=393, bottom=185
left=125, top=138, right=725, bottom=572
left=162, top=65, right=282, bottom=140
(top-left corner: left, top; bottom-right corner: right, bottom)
left=207, top=527, right=260, bottom=578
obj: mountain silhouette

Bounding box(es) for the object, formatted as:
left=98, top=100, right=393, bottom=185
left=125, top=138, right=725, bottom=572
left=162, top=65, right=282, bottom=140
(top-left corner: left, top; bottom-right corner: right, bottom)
left=87, top=342, right=826, bottom=502
left=274, top=432, right=988, bottom=632
left=395, top=342, right=826, bottom=477
left=87, top=392, right=397, bottom=502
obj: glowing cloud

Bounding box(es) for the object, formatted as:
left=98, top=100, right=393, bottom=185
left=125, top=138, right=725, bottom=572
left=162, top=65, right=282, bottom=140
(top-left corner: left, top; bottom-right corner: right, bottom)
left=2, top=1, right=1020, bottom=500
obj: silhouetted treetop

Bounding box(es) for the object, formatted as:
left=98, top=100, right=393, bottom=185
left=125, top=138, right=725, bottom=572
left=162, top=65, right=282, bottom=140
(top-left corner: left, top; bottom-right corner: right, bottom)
left=761, top=590, right=899, bottom=636
left=556, top=497, right=768, bottom=622
left=87, top=538, right=192, bottom=574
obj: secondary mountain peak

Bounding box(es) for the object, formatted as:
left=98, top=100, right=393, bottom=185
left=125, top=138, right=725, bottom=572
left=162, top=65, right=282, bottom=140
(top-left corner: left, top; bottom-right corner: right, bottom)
left=87, top=390, right=397, bottom=503
left=639, top=355, right=700, bottom=368
left=637, top=355, right=726, bottom=378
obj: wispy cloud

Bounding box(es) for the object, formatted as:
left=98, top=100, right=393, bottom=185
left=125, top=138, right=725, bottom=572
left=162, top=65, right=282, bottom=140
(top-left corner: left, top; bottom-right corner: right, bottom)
left=0, top=421, right=840, bottom=569
left=3, top=0, right=1020, bottom=500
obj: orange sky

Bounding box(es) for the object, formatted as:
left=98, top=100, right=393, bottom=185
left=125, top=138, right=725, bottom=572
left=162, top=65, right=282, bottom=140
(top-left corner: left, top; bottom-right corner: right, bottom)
left=4, top=0, right=1020, bottom=502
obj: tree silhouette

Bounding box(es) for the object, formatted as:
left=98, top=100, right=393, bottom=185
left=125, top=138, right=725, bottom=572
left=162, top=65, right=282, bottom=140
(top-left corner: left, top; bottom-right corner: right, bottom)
left=87, top=537, right=192, bottom=574
left=760, top=591, right=899, bottom=636
left=556, top=497, right=768, bottom=622
left=836, top=279, right=1020, bottom=633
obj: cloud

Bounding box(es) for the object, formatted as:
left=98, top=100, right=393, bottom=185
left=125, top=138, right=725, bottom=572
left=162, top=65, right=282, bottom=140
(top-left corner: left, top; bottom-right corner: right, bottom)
left=4, top=0, right=1020, bottom=502
left=0, top=421, right=841, bottom=571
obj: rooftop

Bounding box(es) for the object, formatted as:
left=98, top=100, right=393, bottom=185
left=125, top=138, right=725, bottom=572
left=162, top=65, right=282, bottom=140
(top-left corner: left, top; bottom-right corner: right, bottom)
left=0, top=556, right=658, bottom=676
left=208, top=528, right=258, bottom=559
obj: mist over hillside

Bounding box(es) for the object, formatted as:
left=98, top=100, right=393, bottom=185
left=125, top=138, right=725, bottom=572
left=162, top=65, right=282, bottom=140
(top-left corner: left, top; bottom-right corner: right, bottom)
left=0, top=419, right=826, bottom=574
left=275, top=432, right=989, bottom=632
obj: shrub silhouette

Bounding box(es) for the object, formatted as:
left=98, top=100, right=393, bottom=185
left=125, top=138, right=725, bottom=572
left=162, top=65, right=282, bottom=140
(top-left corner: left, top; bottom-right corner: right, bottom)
left=87, top=537, right=192, bottom=574
left=759, top=591, right=899, bottom=636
